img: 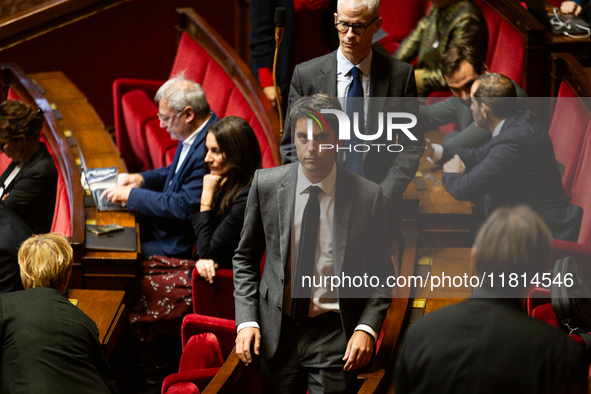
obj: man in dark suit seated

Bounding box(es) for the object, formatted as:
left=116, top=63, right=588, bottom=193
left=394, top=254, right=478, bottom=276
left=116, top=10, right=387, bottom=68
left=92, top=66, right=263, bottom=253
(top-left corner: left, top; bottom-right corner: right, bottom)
left=0, top=233, right=118, bottom=393
left=102, top=76, right=219, bottom=258
left=281, top=0, right=424, bottom=240
left=395, top=205, right=589, bottom=394
left=421, top=45, right=529, bottom=149
left=234, top=94, right=394, bottom=393
left=0, top=205, right=31, bottom=293
left=425, top=73, right=582, bottom=242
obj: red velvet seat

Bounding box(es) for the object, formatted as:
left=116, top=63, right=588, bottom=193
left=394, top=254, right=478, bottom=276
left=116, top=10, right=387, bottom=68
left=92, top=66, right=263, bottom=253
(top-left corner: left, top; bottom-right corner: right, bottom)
left=113, top=12, right=279, bottom=174
left=486, top=14, right=524, bottom=87
left=162, top=314, right=237, bottom=394
left=378, top=0, right=429, bottom=54
left=548, top=82, right=590, bottom=197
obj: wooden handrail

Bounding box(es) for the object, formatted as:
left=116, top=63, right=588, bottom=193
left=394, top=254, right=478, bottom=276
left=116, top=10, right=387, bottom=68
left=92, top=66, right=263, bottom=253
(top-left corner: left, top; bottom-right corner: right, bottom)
left=0, top=62, right=85, bottom=249
left=176, top=7, right=282, bottom=167
left=0, top=0, right=124, bottom=50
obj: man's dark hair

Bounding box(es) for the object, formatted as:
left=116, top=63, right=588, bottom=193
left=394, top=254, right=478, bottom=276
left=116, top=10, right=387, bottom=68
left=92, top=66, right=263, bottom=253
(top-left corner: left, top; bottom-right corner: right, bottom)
left=440, top=45, right=484, bottom=78
left=472, top=73, right=517, bottom=119
left=289, top=94, right=342, bottom=137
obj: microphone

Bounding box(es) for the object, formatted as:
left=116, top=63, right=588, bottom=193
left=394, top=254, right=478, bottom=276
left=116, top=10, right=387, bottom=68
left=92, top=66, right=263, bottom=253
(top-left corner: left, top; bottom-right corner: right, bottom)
left=275, top=7, right=286, bottom=27
left=273, top=7, right=286, bottom=138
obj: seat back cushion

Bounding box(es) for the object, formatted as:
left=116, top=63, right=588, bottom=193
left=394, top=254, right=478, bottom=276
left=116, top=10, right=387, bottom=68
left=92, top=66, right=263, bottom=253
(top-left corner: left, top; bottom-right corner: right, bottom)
left=179, top=333, right=224, bottom=372
left=474, top=0, right=503, bottom=65
left=570, top=127, right=591, bottom=245
left=488, top=19, right=524, bottom=87
left=40, top=134, right=71, bottom=237
left=549, top=82, right=590, bottom=195
left=121, top=89, right=156, bottom=172
left=378, top=0, right=429, bottom=54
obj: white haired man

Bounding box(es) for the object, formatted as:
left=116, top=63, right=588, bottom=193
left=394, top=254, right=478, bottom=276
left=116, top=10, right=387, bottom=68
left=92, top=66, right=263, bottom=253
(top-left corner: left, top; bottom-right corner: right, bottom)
left=102, top=76, right=218, bottom=258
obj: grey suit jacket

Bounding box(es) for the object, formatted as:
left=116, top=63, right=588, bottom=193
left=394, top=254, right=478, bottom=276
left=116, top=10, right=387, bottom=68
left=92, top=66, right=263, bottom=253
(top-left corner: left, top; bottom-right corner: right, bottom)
left=233, top=163, right=394, bottom=359
left=280, top=50, right=425, bottom=209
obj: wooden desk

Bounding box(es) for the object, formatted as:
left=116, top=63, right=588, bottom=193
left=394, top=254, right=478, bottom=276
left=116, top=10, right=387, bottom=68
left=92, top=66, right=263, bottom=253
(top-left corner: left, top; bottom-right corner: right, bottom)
left=29, top=71, right=139, bottom=290
left=404, top=131, right=473, bottom=247
left=67, top=289, right=126, bottom=358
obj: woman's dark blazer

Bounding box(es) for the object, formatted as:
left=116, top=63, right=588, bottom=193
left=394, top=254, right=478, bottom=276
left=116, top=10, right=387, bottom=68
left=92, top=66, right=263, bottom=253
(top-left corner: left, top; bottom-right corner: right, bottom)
left=0, top=143, right=57, bottom=234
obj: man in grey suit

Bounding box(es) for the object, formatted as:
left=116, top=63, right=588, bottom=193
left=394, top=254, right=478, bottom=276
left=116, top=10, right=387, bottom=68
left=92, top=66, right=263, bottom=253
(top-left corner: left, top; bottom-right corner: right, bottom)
left=421, top=45, right=529, bottom=149
left=280, top=0, right=424, bottom=238
left=234, top=95, right=394, bottom=393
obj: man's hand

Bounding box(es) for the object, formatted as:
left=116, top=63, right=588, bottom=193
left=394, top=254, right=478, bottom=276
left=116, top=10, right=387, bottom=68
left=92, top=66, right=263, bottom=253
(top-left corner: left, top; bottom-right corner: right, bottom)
left=116, top=173, right=144, bottom=188
left=196, top=259, right=218, bottom=284
left=236, top=327, right=261, bottom=366
left=424, top=138, right=435, bottom=159
left=443, top=154, right=466, bottom=174
left=343, top=330, right=375, bottom=371
left=561, top=1, right=583, bottom=15
left=100, top=186, right=133, bottom=205
left=263, top=86, right=278, bottom=107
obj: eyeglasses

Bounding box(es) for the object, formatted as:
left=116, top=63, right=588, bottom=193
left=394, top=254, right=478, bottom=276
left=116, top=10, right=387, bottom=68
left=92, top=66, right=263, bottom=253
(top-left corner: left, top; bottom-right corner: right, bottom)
left=157, top=111, right=183, bottom=124
left=335, top=16, right=378, bottom=35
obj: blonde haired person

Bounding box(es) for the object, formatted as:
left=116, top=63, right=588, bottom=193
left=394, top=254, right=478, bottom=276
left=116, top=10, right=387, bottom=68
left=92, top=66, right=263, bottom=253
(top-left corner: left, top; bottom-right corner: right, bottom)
left=0, top=233, right=119, bottom=394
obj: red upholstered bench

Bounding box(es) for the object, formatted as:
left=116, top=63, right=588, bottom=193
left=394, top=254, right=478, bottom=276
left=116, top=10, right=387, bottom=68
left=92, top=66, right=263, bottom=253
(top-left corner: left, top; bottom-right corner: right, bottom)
left=113, top=9, right=280, bottom=174
left=549, top=82, right=591, bottom=197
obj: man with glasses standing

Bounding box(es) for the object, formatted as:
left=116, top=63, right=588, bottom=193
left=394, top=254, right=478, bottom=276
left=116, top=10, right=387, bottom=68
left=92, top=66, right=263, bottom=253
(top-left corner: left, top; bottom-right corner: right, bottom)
left=281, top=0, right=424, bottom=241
left=102, top=76, right=218, bottom=258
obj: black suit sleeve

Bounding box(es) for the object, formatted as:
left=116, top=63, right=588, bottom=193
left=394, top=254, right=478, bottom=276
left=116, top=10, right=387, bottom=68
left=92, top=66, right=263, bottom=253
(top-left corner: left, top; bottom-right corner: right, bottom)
left=441, top=137, right=517, bottom=201
left=190, top=188, right=249, bottom=269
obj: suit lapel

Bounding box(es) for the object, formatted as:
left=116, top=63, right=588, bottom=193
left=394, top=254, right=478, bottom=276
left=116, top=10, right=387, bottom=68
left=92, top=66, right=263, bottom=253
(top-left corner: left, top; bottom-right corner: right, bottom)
left=317, top=51, right=338, bottom=96
left=167, top=113, right=218, bottom=188
left=278, top=164, right=298, bottom=270
left=332, top=167, right=352, bottom=276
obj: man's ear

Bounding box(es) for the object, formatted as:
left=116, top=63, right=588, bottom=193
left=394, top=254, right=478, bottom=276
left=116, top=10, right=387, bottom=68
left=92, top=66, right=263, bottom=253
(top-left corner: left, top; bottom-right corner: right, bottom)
left=334, top=13, right=338, bottom=23
left=481, top=103, right=490, bottom=119
left=373, top=17, right=383, bottom=32
left=184, top=106, right=195, bottom=123
left=481, top=63, right=490, bottom=74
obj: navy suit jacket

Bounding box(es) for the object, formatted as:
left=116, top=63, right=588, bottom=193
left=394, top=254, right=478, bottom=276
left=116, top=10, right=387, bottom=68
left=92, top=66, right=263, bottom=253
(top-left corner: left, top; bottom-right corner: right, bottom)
left=127, top=112, right=219, bottom=257
left=441, top=110, right=582, bottom=242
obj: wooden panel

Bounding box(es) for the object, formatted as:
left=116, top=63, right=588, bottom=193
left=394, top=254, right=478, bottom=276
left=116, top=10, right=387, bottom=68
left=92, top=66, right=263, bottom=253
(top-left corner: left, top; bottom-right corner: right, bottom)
left=67, top=289, right=125, bottom=357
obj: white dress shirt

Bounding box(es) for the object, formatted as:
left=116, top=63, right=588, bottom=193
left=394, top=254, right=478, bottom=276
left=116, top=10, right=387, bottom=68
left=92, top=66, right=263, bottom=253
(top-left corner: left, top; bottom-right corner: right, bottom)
left=175, top=114, right=211, bottom=173
left=238, top=163, right=377, bottom=341
left=336, top=47, right=372, bottom=119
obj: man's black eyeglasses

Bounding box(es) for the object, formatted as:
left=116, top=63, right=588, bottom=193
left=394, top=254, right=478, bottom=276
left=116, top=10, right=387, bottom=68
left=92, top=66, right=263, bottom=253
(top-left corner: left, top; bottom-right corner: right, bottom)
left=335, top=16, right=378, bottom=35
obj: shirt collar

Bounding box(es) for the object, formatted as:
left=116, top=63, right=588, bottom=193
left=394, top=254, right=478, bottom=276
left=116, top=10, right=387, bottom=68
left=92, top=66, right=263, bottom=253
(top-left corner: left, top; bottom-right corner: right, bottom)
left=296, top=162, right=337, bottom=197
left=337, top=48, right=373, bottom=78
left=492, top=118, right=506, bottom=139
left=182, top=113, right=212, bottom=147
